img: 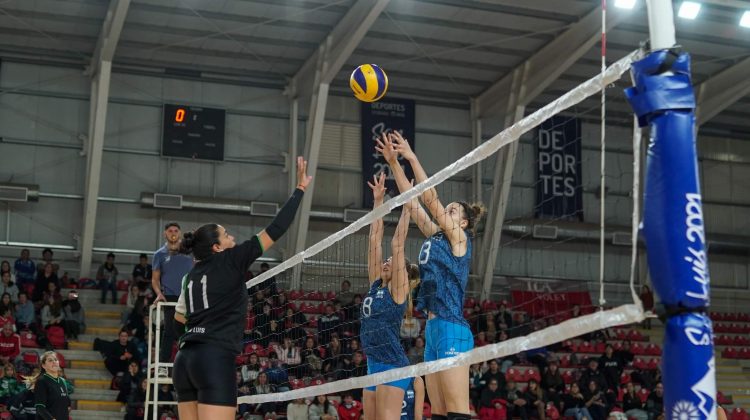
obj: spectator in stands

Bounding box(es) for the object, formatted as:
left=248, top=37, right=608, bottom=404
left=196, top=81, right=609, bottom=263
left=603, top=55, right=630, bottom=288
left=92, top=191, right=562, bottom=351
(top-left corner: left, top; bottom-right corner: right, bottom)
left=562, top=383, right=592, bottom=420
left=339, top=350, right=367, bottom=382
left=0, top=261, right=14, bottom=285
left=477, top=310, right=498, bottom=339
left=104, top=330, right=139, bottom=376
left=302, top=337, right=323, bottom=377
left=265, top=352, right=289, bottom=391
left=132, top=253, right=152, bottom=289
left=250, top=371, right=278, bottom=419
left=275, top=336, right=301, bottom=377
left=503, top=380, right=529, bottom=420
left=40, top=295, right=63, bottom=330
left=258, top=262, right=279, bottom=298
left=251, top=290, right=267, bottom=316
left=475, top=331, right=489, bottom=347
left=286, top=398, right=309, bottom=420
left=579, top=358, right=608, bottom=392
left=623, top=382, right=648, bottom=420
left=236, top=371, right=253, bottom=418
left=122, top=284, right=140, bottom=325
left=62, top=290, right=85, bottom=340
left=37, top=248, right=59, bottom=276
left=640, top=285, right=654, bottom=329
left=598, top=344, right=622, bottom=391
left=496, top=302, right=513, bottom=331
left=0, top=272, right=19, bottom=303
left=470, top=363, right=484, bottom=409
left=33, top=263, right=59, bottom=303
left=337, top=279, right=355, bottom=307
left=14, top=292, right=33, bottom=332
left=240, top=353, right=261, bottom=384
left=407, top=336, right=425, bottom=365
left=400, top=314, right=420, bottom=344
left=646, top=382, right=664, bottom=420
left=323, top=335, right=345, bottom=377
left=13, top=250, right=35, bottom=290
left=0, top=323, right=20, bottom=365
left=282, top=307, right=307, bottom=345
left=583, top=380, right=609, bottom=420
left=0, top=363, right=22, bottom=405
left=125, top=377, right=147, bottom=420
left=616, top=340, right=634, bottom=365
left=264, top=319, right=283, bottom=347
left=97, top=252, right=119, bottom=304
left=318, top=303, right=342, bottom=345
left=542, top=360, right=564, bottom=408
left=347, top=337, right=361, bottom=355
left=117, top=361, right=144, bottom=404
left=309, top=395, right=339, bottom=420
left=479, top=378, right=505, bottom=418
left=337, top=391, right=363, bottom=419
left=0, top=293, right=14, bottom=321
left=524, top=379, right=547, bottom=420
left=482, top=359, right=506, bottom=389
left=345, top=293, right=362, bottom=322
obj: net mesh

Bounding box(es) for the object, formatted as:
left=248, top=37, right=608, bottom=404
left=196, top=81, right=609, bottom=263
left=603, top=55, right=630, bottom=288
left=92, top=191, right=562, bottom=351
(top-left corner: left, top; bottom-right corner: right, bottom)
left=229, top=50, right=647, bottom=409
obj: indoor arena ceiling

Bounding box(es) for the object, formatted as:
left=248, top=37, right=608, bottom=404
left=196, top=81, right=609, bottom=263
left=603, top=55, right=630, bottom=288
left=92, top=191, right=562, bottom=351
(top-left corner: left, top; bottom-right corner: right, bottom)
left=0, top=0, right=748, bottom=137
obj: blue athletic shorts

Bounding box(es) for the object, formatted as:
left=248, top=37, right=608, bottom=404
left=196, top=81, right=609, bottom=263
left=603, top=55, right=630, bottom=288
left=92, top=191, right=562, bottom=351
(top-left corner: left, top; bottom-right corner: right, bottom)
left=364, top=359, right=411, bottom=392
left=424, top=317, right=474, bottom=362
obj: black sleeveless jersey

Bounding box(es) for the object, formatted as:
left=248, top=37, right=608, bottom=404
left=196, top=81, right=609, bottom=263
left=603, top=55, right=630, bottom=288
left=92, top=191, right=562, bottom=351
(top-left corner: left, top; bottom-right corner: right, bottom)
left=179, top=236, right=263, bottom=354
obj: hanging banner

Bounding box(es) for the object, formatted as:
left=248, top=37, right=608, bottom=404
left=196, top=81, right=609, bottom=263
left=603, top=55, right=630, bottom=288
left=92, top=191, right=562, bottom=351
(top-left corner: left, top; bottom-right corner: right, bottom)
left=535, top=116, right=583, bottom=220
left=361, top=98, right=416, bottom=209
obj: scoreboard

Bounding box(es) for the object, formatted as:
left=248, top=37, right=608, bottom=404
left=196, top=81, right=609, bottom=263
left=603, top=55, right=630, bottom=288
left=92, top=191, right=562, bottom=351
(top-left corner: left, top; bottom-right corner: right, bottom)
left=162, top=104, right=226, bottom=161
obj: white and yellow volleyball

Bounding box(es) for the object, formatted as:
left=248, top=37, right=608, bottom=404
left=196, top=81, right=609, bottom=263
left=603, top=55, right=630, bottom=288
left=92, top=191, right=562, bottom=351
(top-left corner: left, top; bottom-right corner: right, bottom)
left=349, top=64, right=388, bottom=102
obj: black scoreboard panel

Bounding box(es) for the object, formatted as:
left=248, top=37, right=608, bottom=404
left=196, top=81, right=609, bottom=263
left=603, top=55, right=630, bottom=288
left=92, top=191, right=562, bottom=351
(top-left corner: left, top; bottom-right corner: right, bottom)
left=162, top=104, right=226, bottom=161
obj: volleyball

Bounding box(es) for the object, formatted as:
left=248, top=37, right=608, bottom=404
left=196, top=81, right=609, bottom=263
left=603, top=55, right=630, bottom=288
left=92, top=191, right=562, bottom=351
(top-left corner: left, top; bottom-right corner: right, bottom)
left=349, top=64, right=388, bottom=102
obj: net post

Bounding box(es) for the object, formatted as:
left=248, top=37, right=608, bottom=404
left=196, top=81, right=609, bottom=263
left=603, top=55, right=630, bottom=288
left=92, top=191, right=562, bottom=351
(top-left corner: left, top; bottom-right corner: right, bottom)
left=645, top=0, right=676, bottom=49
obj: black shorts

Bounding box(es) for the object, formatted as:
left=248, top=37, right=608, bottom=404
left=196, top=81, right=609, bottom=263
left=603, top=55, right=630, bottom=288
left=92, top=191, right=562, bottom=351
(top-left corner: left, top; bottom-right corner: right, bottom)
left=173, top=341, right=237, bottom=406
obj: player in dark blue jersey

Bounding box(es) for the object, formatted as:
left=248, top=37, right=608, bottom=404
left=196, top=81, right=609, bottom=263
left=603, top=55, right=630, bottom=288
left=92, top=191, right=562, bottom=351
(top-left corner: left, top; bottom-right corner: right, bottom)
left=378, top=132, right=484, bottom=420
left=362, top=172, right=418, bottom=420
left=171, top=157, right=311, bottom=420
left=401, top=376, right=426, bottom=420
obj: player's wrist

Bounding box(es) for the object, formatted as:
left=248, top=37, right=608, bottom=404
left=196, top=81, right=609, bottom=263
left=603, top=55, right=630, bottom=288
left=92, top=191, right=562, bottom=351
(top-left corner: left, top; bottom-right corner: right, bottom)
left=296, top=184, right=306, bottom=192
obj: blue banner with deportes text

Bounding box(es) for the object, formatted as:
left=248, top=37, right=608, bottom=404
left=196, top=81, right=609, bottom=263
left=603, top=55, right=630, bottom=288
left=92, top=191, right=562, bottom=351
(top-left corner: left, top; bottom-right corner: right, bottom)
left=535, top=116, right=583, bottom=220
left=361, top=98, right=416, bottom=209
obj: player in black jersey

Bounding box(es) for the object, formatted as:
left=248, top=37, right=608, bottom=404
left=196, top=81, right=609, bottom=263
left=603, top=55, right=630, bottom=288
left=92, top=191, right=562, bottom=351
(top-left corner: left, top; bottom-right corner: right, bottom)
left=33, top=351, right=71, bottom=420
left=172, top=156, right=312, bottom=420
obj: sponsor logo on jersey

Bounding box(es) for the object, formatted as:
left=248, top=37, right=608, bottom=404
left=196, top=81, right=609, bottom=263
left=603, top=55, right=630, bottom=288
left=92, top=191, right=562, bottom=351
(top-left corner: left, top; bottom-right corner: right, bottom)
left=186, top=327, right=206, bottom=334
left=672, top=400, right=701, bottom=420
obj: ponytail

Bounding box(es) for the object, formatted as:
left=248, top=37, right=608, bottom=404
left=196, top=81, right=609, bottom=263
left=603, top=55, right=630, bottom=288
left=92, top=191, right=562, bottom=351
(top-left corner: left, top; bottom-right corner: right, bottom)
left=458, top=201, right=486, bottom=236
left=179, top=224, right=221, bottom=260
left=405, top=262, right=420, bottom=320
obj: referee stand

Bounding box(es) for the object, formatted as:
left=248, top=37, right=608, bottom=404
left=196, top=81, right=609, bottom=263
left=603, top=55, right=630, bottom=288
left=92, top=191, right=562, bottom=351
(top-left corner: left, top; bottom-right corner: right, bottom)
left=146, top=302, right=179, bottom=420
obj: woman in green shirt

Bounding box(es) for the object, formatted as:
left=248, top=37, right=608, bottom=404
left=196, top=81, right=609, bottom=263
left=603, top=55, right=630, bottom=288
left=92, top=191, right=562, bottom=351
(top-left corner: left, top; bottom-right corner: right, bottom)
left=33, top=351, right=71, bottom=420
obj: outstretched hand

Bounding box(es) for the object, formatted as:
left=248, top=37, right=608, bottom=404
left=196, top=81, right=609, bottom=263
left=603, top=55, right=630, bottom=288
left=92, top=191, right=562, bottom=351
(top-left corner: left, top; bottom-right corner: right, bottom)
left=367, top=172, right=387, bottom=203
left=296, top=156, right=313, bottom=189
left=389, top=131, right=416, bottom=161
left=375, top=132, right=398, bottom=164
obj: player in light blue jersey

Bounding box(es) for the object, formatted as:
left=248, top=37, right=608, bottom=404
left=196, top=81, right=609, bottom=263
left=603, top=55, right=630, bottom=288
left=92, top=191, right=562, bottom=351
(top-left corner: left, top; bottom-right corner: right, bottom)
left=362, top=172, right=419, bottom=420
left=402, top=376, right=426, bottom=420
left=378, top=131, right=485, bottom=420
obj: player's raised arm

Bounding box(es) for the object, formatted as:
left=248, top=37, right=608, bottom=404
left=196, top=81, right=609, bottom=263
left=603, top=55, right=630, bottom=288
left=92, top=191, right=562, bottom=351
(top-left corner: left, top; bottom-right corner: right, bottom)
left=368, top=172, right=387, bottom=284
left=376, top=133, right=439, bottom=238
left=257, top=156, right=313, bottom=251
left=390, top=200, right=412, bottom=305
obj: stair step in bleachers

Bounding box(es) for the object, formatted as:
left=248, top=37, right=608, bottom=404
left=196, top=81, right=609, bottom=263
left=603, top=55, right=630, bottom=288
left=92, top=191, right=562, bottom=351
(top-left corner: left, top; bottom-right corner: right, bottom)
left=87, top=310, right=122, bottom=319
left=70, top=388, right=120, bottom=401
left=65, top=368, right=112, bottom=381
left=69, top=340, right=94, bottom=350
left=74, top=378, right=112, bottom=389
left=70, top=409, right=126, bottom=420
left=87, top=326, right=122, bottom=336
left=75, top=400, right=123, bottom=412
left=70, top=359, right=105, bottom=369
left=87, top=317, right=122, bottom=328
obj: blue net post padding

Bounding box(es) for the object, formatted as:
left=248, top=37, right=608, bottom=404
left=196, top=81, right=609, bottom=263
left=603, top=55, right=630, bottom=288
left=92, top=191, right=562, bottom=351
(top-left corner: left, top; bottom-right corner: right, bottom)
left=625, top=50, right=717, bottom=420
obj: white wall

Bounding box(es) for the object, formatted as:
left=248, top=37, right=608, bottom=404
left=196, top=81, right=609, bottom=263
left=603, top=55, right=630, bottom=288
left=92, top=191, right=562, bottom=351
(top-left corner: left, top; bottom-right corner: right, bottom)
left=0, top=60, right=747, bottom=299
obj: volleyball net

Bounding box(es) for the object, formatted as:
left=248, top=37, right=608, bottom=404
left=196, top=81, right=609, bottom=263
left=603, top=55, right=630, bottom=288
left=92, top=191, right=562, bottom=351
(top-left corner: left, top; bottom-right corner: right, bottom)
left=234, top=49, right=649, bottom=405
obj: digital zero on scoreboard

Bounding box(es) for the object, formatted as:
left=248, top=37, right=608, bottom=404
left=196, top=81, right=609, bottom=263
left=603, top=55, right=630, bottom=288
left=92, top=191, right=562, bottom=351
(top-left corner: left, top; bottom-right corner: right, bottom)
left=162, top=104, right=226, bottom=161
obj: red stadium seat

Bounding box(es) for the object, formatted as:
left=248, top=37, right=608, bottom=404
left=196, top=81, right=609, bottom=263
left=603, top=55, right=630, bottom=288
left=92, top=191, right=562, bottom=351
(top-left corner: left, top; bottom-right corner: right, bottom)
left=290, top=378, right=305, bottom=389
left=288, top=290, right=303, bottom=300
left=326, top=291, right=337, bottom=301
left=464, top=297, right=476, bottom=309
left=481, top=300, right=497, bottom=311
left=55, top=352, right=66, bottom=368
left=722, top=347, right=738, bottom=359
left=311, top=378, right=326, bottom=386
left=235, top=354, right=247, bottom=365
left=646, top=358, right=659, bottom=371
left=617, top=388, right=625, bottom=403
left=244, top=343, right=267, bottom=357
left=506, top=368, right=523, bottom=382
left=579, top=341, right=594, bottom=354
left=562, top=370, right=574, bottom=384
left=631, top=343, right=645, bottom=355
left=646, top=343, right=661, bottom=356
left=637, top=388, right=650, bottom=404
left=616, top=329, right=627, bottom=340
left=633, top=358, right=647, bottom=370
left=740, top=348, right=750, bottom=359
left=594, top=342, right=606, bottom=353
left=730, top=407, right=750, bottom=420
left=620, top=372, right=631, bottom=385
left=560, top=354, right=571, bottom=368
left=527, top=368, right=541, bottom=383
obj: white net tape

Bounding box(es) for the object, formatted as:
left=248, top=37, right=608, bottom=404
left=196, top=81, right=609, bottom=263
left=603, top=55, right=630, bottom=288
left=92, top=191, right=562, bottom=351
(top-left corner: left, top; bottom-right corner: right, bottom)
left=236, top=49, right=643, bottom=404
